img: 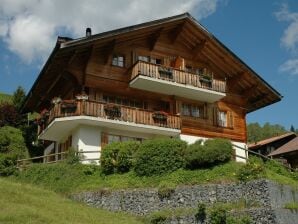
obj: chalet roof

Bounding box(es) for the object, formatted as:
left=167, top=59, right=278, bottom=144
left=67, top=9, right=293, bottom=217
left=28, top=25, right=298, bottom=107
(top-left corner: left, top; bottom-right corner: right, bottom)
left=268, top=136, right=298, bottom=157
left=248, top=132, right=297, bottom=150
left=22, top=12, right=282, bottom=113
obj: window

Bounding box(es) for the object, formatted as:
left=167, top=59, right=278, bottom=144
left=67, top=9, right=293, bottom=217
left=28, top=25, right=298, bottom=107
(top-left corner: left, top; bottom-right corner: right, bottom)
left=138, top=56, right=149, bottom=62
left=107, top=134, right=143, bottom=144
left=112, top=55, right=124, bottom=67
left=102, top=94, right=148, bottom=109
left=181, top=103, right=203, bottom=118
left=218, top=111, right=227, bottom=127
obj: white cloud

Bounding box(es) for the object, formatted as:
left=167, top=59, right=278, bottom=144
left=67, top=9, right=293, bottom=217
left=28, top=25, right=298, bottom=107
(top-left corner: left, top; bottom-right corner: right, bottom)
left=279, top=59, right=298, bottom=75
left=275, top=4, right=298, bottom=76
left=0, top=0, right=219, bottom=64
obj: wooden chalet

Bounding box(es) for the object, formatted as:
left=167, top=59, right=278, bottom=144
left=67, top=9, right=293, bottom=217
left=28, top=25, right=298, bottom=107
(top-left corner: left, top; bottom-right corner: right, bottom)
left=22, top=13, right=282, bottom=163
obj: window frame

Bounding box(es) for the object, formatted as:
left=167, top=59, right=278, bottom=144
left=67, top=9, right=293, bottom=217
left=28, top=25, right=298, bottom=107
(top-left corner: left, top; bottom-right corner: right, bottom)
left=112, top=54, right=125, bottom=67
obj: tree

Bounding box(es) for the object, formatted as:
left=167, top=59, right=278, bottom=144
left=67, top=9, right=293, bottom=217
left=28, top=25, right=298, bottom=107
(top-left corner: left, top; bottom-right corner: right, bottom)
left=290, top=125, right=295, bottom=132
left=0, top=103, right=21, bottom=127
left=0, top=126, right=28, bottom=176
left=247, top=122, right=287, bottom=143
left=12, top=86, right=26, bottom=111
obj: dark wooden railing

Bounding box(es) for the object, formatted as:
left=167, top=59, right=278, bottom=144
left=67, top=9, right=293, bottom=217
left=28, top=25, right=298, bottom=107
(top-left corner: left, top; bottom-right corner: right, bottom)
left=39, top=100, right=181, bottom=134
left=131, top=61, right=226, bottom=93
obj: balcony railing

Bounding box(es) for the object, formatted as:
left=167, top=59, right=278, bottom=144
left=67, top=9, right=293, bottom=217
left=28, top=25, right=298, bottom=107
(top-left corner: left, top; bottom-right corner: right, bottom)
left=131, top=61, right=226, bottom=93
left=39, top=100, right=181, bottom=134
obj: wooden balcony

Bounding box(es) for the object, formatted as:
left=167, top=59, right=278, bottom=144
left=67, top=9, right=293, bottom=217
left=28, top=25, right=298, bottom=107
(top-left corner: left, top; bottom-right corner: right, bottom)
left=38, top=100, right=181, bottom=141
left=130, top=61, right=226, bottom=102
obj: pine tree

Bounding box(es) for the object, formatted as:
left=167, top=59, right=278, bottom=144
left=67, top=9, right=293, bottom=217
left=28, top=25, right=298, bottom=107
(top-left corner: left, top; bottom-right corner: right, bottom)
left=12, top=86, right=26, bottom=111
left=290, top=125, right=295, bottom=132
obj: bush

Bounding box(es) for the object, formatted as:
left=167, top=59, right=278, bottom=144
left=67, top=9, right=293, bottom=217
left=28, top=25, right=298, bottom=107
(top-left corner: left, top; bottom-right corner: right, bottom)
left=157, top=181, right=175, bottom=199
left=236, top=156, right=265, bottom=182
left=0, top=126, right=28, bottom=176
left=209, top=205, right=227, bottom=224
left=184, top=138, right=233, bottom=169
left=101, top=141, right=140, bottom=174
left=195, top=202, right=207, bottom=223
left=134, top=138, right=186, bottom=176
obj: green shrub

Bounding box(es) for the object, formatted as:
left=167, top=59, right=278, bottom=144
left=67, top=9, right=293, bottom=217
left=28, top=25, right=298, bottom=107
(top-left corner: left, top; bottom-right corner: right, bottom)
left=226, top=216, right=252, bottom=224
left=101, top=141, right=140, bottom=174
left=265, top=159, right=297, bottom=180
left=0, top=126, right=28, bottom=176
left=65, top=147, right=81, bottom=164
left=184, top=138, right=233, bottom=169
left=157, top=182, right=175, bottom=199
left=195, top=202, right=207, bottom=223
left=134, top=138, right=186, bottom=176
left=236, top=156, right=265, bottom=182
left=209, top=205, right=227, bottom=224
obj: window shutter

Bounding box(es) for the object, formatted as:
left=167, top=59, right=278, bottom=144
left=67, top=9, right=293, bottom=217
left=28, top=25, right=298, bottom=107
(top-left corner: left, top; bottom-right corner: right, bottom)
left=227, top=111, right=234, bottom=128
left=213, top=106, right=218, bottom=126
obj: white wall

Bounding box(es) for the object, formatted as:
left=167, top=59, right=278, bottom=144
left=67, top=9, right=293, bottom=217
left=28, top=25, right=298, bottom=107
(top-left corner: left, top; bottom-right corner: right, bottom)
left=72, top=125, right=101, bottom=164
left=180, top=134, right=248, bottom=163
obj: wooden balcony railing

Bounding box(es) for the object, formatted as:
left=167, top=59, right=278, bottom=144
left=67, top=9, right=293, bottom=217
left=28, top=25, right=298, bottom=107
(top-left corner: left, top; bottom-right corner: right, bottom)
left=131, top=61, right=226, bottom=93
left=39, top=100, right=181, bottom=134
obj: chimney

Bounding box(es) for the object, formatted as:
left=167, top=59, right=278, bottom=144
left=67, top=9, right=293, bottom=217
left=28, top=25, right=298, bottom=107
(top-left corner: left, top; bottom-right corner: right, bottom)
left=86, top=28, right=91, bottom=37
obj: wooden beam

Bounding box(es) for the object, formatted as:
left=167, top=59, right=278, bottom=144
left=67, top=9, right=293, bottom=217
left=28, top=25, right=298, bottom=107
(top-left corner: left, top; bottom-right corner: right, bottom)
left=228, top=72, right=246, bottom=89
left=104, top=39, right=116, bottom=65
left=83, top=45, right=95, bottom=87
left=242, top=84, right=258, bottom=99
left=149, top=28, right=163, bottom=51
left=192, top=40, right=206, bottom=59
left=171, top=21, right=186, bottom=43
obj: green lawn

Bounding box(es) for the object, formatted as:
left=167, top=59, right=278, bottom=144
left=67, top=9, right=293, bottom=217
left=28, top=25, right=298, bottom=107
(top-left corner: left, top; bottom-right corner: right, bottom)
left=0, top=178, right=143, bottom=224
left=0, top=92, right=12, bottom=103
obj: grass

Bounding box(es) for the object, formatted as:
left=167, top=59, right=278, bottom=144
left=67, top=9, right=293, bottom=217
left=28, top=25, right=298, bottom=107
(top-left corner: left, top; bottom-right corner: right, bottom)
left=13, top=160, right=298, bottom=195
left=284, top=202, right=298, bottom=210
left=0, top=178, right=143, bottom=224
left=0, top=92, right=12, bottom=103
left=14, top=161, right=241, bottom=194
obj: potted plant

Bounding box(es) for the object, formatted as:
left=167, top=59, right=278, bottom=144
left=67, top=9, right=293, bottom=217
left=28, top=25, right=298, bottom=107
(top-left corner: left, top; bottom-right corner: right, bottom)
left=104, top=104, right=121, bottom=119
left=152, top=111, right=168, bottom=122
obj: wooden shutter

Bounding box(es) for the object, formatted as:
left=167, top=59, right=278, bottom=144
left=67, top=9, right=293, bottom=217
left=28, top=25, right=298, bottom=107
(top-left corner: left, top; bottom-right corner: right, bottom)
left=213, top=106, right=218, bottom=126
left=227, top=111, right=234, bottom=128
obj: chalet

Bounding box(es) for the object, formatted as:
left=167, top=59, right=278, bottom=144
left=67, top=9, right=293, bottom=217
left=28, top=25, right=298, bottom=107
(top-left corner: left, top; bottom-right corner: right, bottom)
left=248, top=132, right=297, bottom=156
left=22, top=13, right=282, bottom=163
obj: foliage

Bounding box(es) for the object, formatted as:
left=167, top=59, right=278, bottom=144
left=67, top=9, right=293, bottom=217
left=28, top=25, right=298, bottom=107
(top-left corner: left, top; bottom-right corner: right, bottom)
left=284, top=202, right=298, bottom=210
left=184, top=138, right=233, bottom=169
left=0, top=92, right=12, bottom=104
left=209, top=205, right=227, bottom=224
left=264, top=159, right=297, bottom=180
left=14, top=163, right=98, bottom=194
left=14, top=161, right=242, bottom=193
left=147, top=213, right=167, bottom=224
left=12, top=86, right=26, bottom=111
left=134, top=138, right=186, bottom=176
left=64, top=147, right=81, bottom=164
left=157, top=181, right=175, bottom=199
left=195, top=203, right=207, bottom=223
left=101, top=141, right=140, bottom=174
left=236, top=156, right=265, bottom=182
left=0, top=103, right=22, bottom=127
left=0, top=126, right=28, bottom=176
left=20, top=123, right=44, bottom=158
left=0, top=178, right=143, bottom=224
left=247, top=122, right=287, bottom=143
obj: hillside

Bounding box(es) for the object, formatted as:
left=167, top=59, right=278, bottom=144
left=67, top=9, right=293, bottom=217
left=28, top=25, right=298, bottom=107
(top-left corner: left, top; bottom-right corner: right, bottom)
left=0, top=92, right=12, bottom=103
left=0, top=178, right=143, bottom=224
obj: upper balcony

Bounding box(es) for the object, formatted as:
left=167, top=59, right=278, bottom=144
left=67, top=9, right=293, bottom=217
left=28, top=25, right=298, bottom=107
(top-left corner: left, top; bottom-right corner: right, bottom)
left=38, top=99, right=181, bottom=141
left=129, top=61, right=226, bottom=102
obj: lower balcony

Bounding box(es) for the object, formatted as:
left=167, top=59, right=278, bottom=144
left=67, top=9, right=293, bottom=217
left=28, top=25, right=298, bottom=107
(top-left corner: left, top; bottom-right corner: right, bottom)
left=130, top=61, right=226, bottom=102
left=38, top=99, right=181, bottom=141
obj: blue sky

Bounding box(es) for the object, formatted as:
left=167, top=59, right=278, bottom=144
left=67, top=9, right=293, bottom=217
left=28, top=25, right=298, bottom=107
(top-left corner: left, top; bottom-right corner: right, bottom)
left=0, top=0, right=297, bottom=129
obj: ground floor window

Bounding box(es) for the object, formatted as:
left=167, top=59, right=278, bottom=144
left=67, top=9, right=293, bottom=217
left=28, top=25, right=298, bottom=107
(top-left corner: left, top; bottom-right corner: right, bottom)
left=102, top=133, right=144, bottom=146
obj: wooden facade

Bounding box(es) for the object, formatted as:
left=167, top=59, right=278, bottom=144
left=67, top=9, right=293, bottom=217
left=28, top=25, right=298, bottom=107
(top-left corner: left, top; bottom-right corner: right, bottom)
left=23, top=13, right=282, bottom=144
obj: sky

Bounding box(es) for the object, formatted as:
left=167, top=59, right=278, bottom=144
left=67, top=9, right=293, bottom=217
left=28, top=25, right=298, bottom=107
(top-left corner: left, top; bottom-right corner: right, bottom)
left=0, top=0, right=297, bottom=129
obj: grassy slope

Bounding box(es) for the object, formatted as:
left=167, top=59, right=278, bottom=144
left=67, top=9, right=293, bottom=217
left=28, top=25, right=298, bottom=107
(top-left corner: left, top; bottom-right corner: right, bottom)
left=0, top=178, right=143, bottom=224
left=14, top=161, right=298, bottom=195
left=0, top=92, right=12, bottom=103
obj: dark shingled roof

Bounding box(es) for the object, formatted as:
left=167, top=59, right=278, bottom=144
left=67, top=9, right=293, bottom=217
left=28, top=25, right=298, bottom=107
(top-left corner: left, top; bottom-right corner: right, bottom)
left=268, top=136, right=298, bottom=156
